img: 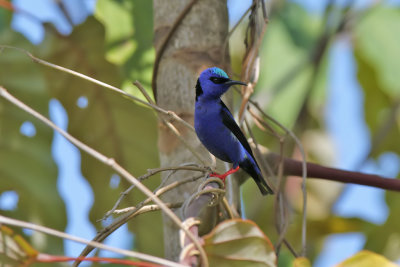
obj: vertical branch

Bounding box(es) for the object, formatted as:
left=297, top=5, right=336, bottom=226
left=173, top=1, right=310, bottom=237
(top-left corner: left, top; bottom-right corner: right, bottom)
left=151, top=0, right=200, bottom=101
left=153, top=0, right=230, bottom=260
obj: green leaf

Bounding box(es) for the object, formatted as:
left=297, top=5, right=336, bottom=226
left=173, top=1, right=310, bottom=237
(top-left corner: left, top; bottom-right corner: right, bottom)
left=203, top=219, right=276, bottom=267
left=95, top=0, right=136, bottom=64
left=0, top=27, right=66, bottom=254
left=363, top=191, right=400, bottom=260
left=336, top=250, right=398, bottom=267
left=94, top=0, right=155, bottom=100
left=279, top=3, right=321, bottom=50
left=354, top=48, right=400, bottom=157
left=256, top=19, right=312, bottom=129
left=41, top=16, right=162, bottom=255
left=354, top=7, right=400, bottom=158
left=354, top=7, right=400, bottom=97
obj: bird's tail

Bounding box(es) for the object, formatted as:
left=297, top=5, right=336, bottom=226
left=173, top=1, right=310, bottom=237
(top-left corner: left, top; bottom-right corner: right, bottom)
left=240, top=159, right=274, bottom=195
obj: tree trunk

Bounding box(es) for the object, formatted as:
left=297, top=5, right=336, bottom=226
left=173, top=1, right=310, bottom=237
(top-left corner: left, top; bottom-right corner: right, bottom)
left=153, top=0, right=230, bottom=260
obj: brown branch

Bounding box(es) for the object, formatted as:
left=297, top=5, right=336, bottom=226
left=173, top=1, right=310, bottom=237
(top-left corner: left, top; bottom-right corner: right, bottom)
left=221, top=2, right=255, bottom=65
left=54, top=0, right=73, bottom=26
left=151, top=0, right=200, bottom=101
left=265, top=153, right=400, bottom=191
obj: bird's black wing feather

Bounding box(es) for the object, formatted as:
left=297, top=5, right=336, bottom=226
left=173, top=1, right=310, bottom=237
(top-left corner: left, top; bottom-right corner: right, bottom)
left=219, top=100, right=255, bottom=160
left=220, top=100, right=273, bottom=195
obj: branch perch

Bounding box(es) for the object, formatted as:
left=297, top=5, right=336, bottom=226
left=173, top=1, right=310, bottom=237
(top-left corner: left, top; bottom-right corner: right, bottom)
left=265, top=152, right=400, bottom=191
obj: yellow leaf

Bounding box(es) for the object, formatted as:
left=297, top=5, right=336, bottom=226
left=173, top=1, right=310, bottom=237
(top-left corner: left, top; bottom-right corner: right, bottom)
left=293, top=257, right=311, bottom=267
left=335, top=250, right=399, bottom=267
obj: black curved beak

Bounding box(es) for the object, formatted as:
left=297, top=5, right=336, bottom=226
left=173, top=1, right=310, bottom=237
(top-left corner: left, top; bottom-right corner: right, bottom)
left=224, top=79, right=247, bottom=86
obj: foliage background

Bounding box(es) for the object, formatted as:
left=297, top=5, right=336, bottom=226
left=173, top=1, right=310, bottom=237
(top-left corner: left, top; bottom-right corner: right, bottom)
left=0, top=0, right=399, bottom=266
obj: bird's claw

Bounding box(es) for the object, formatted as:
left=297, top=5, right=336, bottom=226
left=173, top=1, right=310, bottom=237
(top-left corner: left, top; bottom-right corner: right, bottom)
left=209, top=166, right=240, bottom=183
left=209, top=172, right=228, bottom=182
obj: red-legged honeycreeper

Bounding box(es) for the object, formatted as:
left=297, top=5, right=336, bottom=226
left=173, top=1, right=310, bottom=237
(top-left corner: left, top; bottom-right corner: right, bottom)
left=194, top=67, right=273, bottom=195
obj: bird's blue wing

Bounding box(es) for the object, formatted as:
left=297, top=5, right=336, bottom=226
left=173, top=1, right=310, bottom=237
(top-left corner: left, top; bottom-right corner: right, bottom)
left=219, top=100, right=255, bottom=160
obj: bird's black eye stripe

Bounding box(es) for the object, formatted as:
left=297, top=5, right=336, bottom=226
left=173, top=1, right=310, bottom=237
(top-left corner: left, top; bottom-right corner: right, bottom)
left=210, top=77, right=230, bottom=84
left=195, top=79, right=203, bottom=101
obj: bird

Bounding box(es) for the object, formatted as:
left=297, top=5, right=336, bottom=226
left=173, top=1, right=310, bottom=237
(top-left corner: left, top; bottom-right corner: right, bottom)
left=194, top=67, right=273, bottom=195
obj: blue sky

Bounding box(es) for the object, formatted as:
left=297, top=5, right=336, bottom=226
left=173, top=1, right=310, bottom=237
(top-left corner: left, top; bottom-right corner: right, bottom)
left=1, top=0, right=399, bottom=266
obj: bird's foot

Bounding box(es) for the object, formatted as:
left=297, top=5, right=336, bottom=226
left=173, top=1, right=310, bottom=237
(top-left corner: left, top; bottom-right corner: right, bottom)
left=209, top=166, right=240, bottom=182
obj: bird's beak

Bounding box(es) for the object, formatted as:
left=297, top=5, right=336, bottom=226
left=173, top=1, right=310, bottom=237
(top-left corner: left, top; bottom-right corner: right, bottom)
left=224, top=79, right=247, bottom=86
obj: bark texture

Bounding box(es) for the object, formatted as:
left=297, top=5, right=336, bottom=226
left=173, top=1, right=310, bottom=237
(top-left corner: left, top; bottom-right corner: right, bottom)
left=153, top=0, right=230, bottom=260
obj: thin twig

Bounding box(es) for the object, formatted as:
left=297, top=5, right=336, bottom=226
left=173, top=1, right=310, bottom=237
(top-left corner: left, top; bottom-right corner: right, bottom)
left=77, top=174, right=206, bottom=263
left=247, top=107, right=283, bottom=138
left=247, top=100, right=307, bottom=254
left=246, top=100, right=307, bottom=255
left=249, top=100, right=307, bottom=255
left=221, top=3, right=254, bottom=65
left=134, top=80, right=155, bottom=104
left=260, top=0, right=268, bottom=21
left=114, top=202, right=183, bottom=215
left=133, top=81, right=194, bottom=130
left=222, top=197, right=236, bottom=219
left=274, top=138, right=289, bottom=255
left=182, top=178, right=226, bottom=218
left=134, top=80, right=208, bottom=165
left=102, top=165, right=207, bottom=220
left=0, top=45, right=194, bottom=133
left=0, top=86, right=209, bottom=267
left=0, top=215, right=185, bottom=267
left=244, top=118, right=275, bottom=191
left=283, top=238, right=298, bottom=258
left=239, top=0, right=268, bottom=122
left=245, top=117, right=297, bottom=255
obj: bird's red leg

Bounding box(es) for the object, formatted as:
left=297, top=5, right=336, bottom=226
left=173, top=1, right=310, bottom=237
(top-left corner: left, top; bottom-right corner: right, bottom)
left=209, top=166, right=240, bottom=182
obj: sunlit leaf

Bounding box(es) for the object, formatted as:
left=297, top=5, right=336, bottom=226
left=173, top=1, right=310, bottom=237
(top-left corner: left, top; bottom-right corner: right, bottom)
left=279, top=3, right=321, bottom=49
left=335, top=250, right=398, bottom=267
left=95, top=0, right=136, bottom=65
left=203, top=219, right=276, bottom=267
left=293, top=257, right=311, bottom=267
left=95, top=0, right=154, bottom=99
left=355, top=7, right=400, bottom=97
left=256, top=19, right=312, bottom=129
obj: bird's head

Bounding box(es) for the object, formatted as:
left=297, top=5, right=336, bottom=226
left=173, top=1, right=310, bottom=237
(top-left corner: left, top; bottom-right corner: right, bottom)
left=196, top=67, right=246, bottom=101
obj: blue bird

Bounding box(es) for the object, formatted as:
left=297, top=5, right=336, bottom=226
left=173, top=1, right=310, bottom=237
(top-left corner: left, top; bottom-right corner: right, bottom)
left=194, top=67, right=273, bottom=195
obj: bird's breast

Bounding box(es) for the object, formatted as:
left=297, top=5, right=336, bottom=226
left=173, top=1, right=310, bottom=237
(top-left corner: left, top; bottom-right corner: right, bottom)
left=194, top=104, right=242, bottom=163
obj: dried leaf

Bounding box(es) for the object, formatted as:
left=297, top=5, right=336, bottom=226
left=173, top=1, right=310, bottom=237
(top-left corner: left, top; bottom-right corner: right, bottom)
left=203, top=219, right=276, bottom=267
